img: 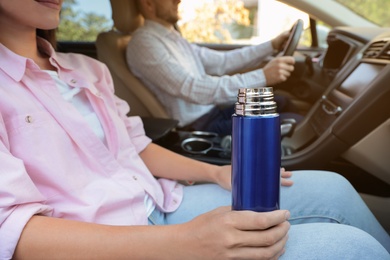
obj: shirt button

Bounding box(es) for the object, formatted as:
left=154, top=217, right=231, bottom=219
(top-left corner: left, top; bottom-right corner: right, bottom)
left=173, top=200, right=178, bottom=204
left=70, top=79, right=77, bottom=84
left=25, top=115, right=33, bottom=123
left=133, top=176, right=138, bottom=181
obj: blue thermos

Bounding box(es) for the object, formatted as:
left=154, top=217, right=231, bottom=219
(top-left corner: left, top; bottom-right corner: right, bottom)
left=231, top=87, right=281, bottom=212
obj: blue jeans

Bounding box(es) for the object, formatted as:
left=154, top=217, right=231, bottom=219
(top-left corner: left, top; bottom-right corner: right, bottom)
left=149, top=171, right=390, bottom=259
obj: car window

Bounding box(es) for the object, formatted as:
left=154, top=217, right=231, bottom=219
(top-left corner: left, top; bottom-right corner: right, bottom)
left=58, top=0, right=314, bottom=47
left=335, top=0, right=390, bottom=27
left=57, top=0, right=329, bottom=49
left=178, top=0, right=312, bottom=47
left=58, top=0, right=112, bottom=42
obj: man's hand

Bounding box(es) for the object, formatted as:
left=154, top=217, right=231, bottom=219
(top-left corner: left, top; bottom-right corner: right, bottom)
left=263, top=56, right=295, bottom=85
left=272, top=31, right=290, bottom=52
left=177, top=207, right=291, bottom=260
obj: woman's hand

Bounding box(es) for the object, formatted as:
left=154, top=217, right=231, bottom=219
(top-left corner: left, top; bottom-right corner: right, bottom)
left=281, top=168, right=294, bottom=187
left=213, top=166, right=293, bottom=191
left=176, top=207, right=291, bottom=260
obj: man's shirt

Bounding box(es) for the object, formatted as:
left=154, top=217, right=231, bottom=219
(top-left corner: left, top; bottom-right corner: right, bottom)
left=127, top=20, right=274, bottom=126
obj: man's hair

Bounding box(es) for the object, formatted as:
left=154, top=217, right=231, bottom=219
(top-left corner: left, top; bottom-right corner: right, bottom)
left=135, top=0, right=146, bottom=16
left=135, top=0, right=141, bottom=10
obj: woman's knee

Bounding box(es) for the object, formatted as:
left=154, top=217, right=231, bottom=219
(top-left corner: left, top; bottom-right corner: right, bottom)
left=284, top=223, right=389, bottom=259
left=285, top=170, right=362, bottom=218
left=291, top=170, right=356, bottom=196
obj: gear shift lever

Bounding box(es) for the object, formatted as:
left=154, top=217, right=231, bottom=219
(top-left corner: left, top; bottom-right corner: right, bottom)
left=280, top=118, right=297, bottom=139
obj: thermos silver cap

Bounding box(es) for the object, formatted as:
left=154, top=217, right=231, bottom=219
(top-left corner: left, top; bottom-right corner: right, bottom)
left=235, top=87, right=277, bottom=116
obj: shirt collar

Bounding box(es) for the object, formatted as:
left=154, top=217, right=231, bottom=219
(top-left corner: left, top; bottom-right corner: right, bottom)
left=143, top=20, right=177, bottom=38
left=0, top=37, right=73, bottom=82
left=0, top=42, right=29, bottom=82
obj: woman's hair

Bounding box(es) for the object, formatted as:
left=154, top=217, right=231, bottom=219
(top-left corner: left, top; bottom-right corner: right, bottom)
left=36, top=29, right=57, bottom=49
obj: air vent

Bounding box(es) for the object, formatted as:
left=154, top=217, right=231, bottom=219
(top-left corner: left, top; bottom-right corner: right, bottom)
left=378, top=44, right=390, bottom=60
left=363, top=40, right=387, bottom=58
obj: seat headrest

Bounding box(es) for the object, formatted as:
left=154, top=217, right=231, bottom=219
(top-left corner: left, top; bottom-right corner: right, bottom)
left=110, top=0, right=144, bottom=34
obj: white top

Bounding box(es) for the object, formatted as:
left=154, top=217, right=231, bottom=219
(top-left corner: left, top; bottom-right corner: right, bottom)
left=45, top=70, right=107, bottom=145
left=127, top=20, right=274, bottom=126
left=45, top=70, right=156, bottom=217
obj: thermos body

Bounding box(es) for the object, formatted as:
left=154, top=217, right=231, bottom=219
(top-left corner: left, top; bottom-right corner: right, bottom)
left=231, top=87, right=281, bottom=212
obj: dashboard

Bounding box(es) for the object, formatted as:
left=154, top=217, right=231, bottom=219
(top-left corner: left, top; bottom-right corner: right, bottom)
left=282, top=27, right=390, bottom=186
left=157, top=26, right=390, bottom=189
left=322, top=27, right=388, bottom=71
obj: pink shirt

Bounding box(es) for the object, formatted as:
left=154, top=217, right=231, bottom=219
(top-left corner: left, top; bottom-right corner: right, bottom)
left=0, top=39, right=183, bottom=259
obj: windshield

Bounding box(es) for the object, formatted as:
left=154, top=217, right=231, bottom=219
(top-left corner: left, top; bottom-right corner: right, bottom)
left=335, top=0, right=390, bottom=27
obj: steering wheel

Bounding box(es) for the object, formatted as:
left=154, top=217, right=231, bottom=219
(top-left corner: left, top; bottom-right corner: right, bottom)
left=280, top=19, right=304, bottom=56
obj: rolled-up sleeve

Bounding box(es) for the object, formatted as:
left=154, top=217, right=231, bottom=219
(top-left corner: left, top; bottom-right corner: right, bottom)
left=0, top=122, right=52, bottom=259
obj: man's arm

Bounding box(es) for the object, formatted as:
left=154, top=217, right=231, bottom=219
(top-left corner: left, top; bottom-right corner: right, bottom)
left=195, top=41, right=274, bottom=76
left=126, top=33, right=267, bottom=105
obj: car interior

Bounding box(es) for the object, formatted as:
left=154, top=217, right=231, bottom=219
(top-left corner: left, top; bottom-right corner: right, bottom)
left=96, top=0, right=169, bottom=119
left=59, top=0, right=390, bottom=233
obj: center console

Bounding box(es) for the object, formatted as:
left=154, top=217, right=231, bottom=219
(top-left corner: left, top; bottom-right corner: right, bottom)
left=312, top=62, right=386, bottom=136
left=155, top=130, right=232, bottom=165
left=154, top=119, right=297, bottom=166
left=281, top=31, right=390, bottom=170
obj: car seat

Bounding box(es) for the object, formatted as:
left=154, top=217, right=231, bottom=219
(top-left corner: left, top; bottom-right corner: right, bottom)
left=95, top=0, right=169, bottom=118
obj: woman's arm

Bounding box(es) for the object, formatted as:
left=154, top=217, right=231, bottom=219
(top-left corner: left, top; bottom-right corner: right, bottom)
left=14, top=208, right=290, bottom=260
left=140, top=143, right=293, bottom=189
left=140, top=143, right=232, bottom=190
